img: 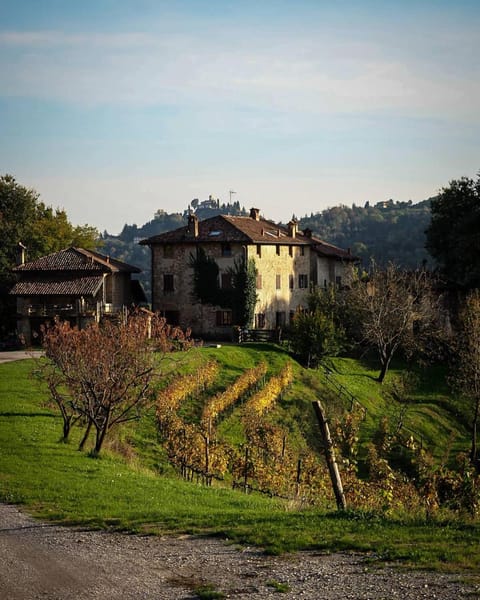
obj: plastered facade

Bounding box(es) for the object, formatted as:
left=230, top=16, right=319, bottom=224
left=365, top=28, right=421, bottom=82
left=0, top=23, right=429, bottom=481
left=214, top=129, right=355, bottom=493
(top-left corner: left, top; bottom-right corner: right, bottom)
left=150, top=237, right=351, bottom=338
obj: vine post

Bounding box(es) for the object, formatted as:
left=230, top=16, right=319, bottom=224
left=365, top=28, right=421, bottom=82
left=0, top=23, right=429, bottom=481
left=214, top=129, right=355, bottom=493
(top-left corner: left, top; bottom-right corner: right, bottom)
left=312, top=400, right=347, bottom=510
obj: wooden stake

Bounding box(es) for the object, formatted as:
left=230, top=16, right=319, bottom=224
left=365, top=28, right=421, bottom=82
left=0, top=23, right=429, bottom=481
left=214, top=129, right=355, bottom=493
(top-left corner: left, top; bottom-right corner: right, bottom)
left=312, top=400, right=347, bottom=510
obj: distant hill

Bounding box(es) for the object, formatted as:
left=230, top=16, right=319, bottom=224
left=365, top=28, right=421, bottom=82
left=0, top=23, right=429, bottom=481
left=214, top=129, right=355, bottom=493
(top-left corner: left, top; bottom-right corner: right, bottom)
left=100, top=198, right=435, bottom=302
left=298, top=198, right=434, bottom=269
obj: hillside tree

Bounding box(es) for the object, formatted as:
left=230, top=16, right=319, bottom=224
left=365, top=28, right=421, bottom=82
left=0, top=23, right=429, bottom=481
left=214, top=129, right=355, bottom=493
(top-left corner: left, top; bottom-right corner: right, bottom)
left=345, top=263, right=441, bottom=383
left=290, top=286, right=346, bottom=367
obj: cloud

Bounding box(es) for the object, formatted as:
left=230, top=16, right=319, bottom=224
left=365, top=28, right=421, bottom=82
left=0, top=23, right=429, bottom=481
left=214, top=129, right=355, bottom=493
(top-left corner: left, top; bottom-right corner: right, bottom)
left=1, top=24, right=479, bottom=123
left=0, top=30, right=154, bottom=48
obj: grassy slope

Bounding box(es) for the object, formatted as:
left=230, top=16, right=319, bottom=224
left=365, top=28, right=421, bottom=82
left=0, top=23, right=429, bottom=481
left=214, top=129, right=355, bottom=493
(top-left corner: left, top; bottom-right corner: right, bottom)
left=0, top=352, right=478, bottom=572
left=323, top=357, right=471, bottom=461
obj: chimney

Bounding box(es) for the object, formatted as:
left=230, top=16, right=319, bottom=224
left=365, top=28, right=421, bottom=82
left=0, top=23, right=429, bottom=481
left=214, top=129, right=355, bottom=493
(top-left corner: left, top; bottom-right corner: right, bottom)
left=250, top=207, right=260, bottom=221
left=287, top=220, right=298, bottom=239
left=16, top=242, right=26, bottom=266
left=187, top=213, right=199, bottom=238
left=303, top=228, right=312, bottom=238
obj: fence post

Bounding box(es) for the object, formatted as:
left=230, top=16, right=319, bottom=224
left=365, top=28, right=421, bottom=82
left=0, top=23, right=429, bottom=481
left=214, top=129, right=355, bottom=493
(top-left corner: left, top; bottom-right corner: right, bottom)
left=244, top=446, right=249, bottom=493
left=312, top=400, right=347, bottom=510
left=295, top=458, right=302, bottom=497
left=204, top=417, right=212, bottom=486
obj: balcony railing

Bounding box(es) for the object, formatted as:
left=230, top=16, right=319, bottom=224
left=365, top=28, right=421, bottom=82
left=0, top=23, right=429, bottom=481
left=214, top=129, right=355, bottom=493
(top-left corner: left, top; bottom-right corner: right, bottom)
left=24, top=302, right=123, bottom=318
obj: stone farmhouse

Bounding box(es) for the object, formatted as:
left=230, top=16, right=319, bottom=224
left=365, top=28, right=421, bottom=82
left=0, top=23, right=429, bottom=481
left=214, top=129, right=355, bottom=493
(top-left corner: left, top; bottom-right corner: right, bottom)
left=10, top=246, right=146, bottom=344
left=141, top=208, right=355, bottom=339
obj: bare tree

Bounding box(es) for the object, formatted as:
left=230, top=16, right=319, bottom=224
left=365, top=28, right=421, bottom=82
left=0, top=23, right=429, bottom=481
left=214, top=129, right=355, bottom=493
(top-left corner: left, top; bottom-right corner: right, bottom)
left=450, top=290, right=480, bottom=471
left=345, top=263, right=440, bottom=383
left=41, top=313, right=192, bottom=455
left=36, top=357, right=83, bottom=442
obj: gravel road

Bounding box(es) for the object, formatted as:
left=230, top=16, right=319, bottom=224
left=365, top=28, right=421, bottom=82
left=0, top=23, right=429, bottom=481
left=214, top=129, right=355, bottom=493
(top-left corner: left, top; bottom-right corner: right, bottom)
left=0, top=504, right=478, bottom=599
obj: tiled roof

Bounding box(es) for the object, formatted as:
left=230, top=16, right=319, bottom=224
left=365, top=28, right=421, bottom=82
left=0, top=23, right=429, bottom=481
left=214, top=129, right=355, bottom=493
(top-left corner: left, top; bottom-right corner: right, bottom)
left=141, top=213, right=356, bottom=261
left=13, top=247, right=141, bottom=273
left=222, top=215, right=300, bottom=244
left=10, top=275, right=104, bottom=297
left=311, top=237, right=355, bottom=260
left=141, top=214, right=307, bottom=245
left=141, top=215, right=251, bottom=244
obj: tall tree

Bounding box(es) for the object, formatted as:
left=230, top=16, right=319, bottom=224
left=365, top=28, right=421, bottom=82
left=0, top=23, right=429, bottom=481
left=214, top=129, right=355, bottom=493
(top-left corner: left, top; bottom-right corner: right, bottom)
left=345, top=263, right=440, bottom=383
left=229, top=257, right=258, bottom=328
left=0, top=174, right=100, bottom=336
left=426, top=173, right=480, bottom=289
left=0, top=174, right=99, bottom=269
left=449, top=290, right=480, bottom=471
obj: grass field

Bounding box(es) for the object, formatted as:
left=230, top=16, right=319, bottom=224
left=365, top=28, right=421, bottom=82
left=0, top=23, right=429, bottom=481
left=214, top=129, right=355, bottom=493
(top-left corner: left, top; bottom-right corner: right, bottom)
left=0, top=350, right=479, bottom=572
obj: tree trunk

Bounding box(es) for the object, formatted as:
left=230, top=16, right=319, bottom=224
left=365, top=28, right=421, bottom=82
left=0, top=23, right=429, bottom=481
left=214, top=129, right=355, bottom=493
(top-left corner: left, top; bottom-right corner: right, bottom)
left=62, top=417, right=71, bottom=442
left=93, top=410, right=111, bottom=455
left=78, top=419, right=93, bottom=451
left=312, top=400, right=347, bottom=510
left=377, top=351, right=392, bottom=383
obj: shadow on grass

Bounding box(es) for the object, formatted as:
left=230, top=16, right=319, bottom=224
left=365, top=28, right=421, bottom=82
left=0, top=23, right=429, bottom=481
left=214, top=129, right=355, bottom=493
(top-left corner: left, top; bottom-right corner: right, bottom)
left=0, top=411, right=56, bottom=418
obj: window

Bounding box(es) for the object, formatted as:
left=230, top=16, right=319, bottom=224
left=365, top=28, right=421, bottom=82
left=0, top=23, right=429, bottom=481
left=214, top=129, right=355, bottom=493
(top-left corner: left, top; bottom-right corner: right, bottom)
left=288, top=246, right=293, bottom=257
left=276, top=244, right=281, bottom=256
left=221, top=273, right=233, bottom=289
left=256, top=244, right=262, bottom=257
left=289, top=274, right=294, bottom=290
left=256, top=274, right=262, bottom=289
left=216, top=310, right=233, bottom=326
left=299, top=274, right=308, bottom=289
left=163, top=245, right=174, bottom=258
left=276, top=274, right=281, bottom=290
left=300, top=246, right=305, bottom=256
left=335, top=275, right=342, bottom=287
left=163, top=274, right=174, bottom=293
left=221, top=243, right=232, bottom=257
left=276, top=311, right=286, bottom=328
left=255, top=313, right=266, bottom=329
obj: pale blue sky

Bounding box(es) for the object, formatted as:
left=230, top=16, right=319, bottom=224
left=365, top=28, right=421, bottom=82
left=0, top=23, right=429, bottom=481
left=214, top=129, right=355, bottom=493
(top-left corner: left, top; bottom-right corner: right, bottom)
left=1, top=0, right=479, bottom=233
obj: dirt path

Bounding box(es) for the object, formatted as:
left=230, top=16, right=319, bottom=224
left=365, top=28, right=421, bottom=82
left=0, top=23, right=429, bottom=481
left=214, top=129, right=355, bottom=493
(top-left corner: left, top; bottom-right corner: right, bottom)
left=0, top=350, right=43, bottom=363
left=0, top=504, right=478, bottom=599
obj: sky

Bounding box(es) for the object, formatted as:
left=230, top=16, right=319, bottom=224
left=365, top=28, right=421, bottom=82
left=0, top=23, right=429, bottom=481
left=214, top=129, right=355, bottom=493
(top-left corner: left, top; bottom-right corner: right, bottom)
left=1, top=0, right=479, bottom=235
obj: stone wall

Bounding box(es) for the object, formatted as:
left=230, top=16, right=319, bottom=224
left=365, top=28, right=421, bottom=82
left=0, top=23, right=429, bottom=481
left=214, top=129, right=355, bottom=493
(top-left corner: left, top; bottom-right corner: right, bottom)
left=151, top=239, right=351, bottom=336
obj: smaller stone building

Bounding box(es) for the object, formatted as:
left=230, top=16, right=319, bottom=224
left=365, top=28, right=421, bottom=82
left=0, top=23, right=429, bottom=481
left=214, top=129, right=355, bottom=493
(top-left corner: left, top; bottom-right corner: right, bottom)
left=141, top=208, right=355, bottom=339
left=10, top=247, right=146, bottom=344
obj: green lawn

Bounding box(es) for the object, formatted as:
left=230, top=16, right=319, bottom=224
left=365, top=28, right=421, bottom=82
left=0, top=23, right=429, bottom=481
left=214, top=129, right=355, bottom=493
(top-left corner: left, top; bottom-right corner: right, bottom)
left=0, top=354, right=479, bottom=572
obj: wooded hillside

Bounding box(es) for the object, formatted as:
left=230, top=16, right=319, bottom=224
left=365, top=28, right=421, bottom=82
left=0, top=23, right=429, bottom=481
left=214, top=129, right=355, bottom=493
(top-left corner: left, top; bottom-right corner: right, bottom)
left=298, top=198, right=433, bottom=269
